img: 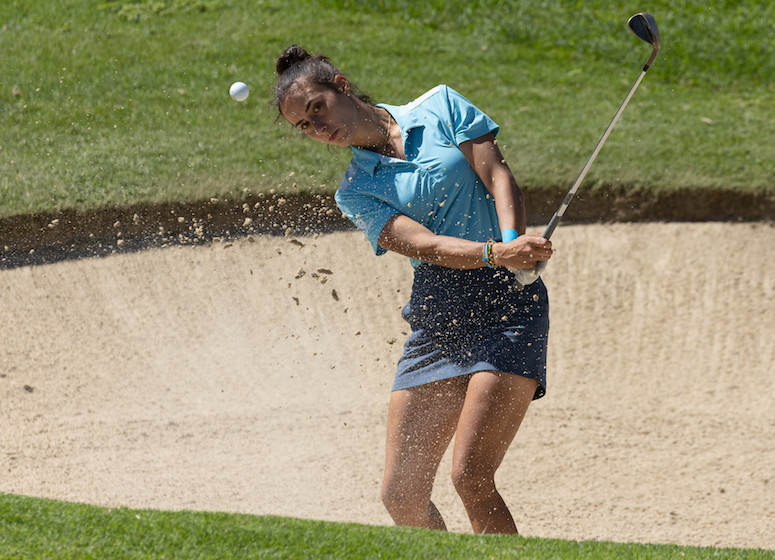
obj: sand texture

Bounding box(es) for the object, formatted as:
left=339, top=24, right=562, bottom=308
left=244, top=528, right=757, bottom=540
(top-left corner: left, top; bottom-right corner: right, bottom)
left=1, top=222, right=774, bottom=550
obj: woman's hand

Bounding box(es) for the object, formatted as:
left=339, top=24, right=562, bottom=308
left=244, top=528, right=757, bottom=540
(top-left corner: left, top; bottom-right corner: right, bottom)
left=492, top=234, right=553, bottom=270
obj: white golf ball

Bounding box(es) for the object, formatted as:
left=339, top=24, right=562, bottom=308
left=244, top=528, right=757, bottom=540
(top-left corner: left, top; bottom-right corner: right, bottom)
left=229, top=81, right=249, bottom=102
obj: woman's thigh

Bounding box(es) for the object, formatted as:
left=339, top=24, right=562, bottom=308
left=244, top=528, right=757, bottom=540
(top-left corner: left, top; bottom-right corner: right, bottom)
left=452, top=371, right=537, bottom=478
left=383, top=377, right=469, bottom=491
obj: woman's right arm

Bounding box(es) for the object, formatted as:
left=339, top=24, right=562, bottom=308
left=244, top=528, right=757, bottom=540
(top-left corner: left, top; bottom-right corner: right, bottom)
left=378, top=214, right=552, bottom=270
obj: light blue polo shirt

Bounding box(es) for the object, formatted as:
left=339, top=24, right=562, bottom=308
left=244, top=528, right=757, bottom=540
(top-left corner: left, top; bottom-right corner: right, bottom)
left=334, top=85, right=501, bottom=267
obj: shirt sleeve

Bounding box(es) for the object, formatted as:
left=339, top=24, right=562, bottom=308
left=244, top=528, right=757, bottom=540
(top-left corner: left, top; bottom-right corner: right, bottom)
left=444, top=86, right=500, bottom=145
left=335, top=170, right=398, bottom=257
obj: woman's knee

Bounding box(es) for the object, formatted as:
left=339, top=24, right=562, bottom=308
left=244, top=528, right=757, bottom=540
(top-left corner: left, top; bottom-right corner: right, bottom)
left=381, top=475, right=429, bottom=516
left=380, top=476, right=402, bottom=511
left=450, top=461, right=495, bottom=501
left=382, top=470, right=416, bottom=504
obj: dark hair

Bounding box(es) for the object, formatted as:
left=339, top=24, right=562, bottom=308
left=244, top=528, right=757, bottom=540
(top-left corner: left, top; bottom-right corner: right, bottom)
left=273, top=45, right=372, bottom=114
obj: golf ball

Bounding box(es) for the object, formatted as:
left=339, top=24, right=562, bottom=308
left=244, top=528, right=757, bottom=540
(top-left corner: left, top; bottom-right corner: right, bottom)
left=229, top=81, right=249, bottom=102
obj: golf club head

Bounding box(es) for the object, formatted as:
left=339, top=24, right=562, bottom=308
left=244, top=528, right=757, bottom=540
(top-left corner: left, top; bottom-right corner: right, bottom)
left=628, top=12, right=661, bottom=68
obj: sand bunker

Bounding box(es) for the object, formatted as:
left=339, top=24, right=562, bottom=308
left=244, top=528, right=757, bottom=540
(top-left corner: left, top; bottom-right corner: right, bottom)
left=1, top=222, right=773, bottom=550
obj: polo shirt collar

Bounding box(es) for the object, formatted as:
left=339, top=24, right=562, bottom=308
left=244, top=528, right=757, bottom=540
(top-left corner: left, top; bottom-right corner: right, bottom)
left=349, top=102, right=424, bottom=177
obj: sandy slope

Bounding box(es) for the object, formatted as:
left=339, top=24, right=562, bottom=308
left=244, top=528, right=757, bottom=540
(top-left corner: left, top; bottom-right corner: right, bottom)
left=1, top=222, right=773, bottom=550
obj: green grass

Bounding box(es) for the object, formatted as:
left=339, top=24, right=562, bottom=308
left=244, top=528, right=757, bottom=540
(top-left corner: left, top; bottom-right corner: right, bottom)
left=1, top=493, right=772, bottom=559
left=1, top=0, right=773, bottom=218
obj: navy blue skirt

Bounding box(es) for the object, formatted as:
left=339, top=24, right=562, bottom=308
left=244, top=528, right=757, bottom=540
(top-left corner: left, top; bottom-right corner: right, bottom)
left=393, top=264, right=549, bottom=400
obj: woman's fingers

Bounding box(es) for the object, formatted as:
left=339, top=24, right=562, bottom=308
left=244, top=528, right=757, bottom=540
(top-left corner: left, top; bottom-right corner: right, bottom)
left=495, top=236, right=553, bottom=268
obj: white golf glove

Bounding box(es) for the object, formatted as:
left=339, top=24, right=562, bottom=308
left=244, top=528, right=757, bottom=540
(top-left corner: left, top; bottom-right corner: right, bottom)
left=510, top=261, right=547, bottom=289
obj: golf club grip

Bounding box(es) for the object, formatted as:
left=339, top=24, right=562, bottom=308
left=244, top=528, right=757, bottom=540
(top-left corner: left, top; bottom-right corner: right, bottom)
left=530, top=217, right=558, bottom=279
left=542, top=213, right=562, bottom=240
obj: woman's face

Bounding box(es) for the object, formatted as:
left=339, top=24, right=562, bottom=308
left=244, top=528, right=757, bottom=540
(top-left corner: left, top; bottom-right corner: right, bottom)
left=280, top=77, right=360, bottom=147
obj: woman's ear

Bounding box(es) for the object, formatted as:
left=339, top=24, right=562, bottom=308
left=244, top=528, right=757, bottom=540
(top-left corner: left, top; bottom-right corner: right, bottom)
left=333, top=74, right=350, bottom=94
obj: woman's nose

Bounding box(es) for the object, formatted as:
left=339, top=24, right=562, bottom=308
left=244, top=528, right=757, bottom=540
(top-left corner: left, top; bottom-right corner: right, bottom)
left=310, top=117, right=326, bottom=134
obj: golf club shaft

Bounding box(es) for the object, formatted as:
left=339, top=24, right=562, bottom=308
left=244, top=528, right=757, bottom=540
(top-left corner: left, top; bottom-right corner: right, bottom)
left=541, top=67, right=649, bottom=241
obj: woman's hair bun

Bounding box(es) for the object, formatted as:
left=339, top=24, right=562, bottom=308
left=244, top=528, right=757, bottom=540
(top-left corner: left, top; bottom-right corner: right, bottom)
left=276, top=45, right=311, bottom=76
left=273, top=44, right=371, bottom=110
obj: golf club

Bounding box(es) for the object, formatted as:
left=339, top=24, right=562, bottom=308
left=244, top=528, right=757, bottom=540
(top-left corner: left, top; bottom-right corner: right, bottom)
left=513, top=12, right=661, bottom=287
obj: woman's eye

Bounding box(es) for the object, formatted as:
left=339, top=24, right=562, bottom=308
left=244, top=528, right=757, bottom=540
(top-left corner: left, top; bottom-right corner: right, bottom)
left=300, top=121, right=309, bottom=130
left=312, top=102, right=321, bottom=113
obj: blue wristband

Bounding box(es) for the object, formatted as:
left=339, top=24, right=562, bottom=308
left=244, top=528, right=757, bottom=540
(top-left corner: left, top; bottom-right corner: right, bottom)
left=502, top=228, right=518, bottom=243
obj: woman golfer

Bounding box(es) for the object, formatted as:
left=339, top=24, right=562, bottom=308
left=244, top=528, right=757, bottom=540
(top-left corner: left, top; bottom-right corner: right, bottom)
left=274, top=45, right=553, bottom=534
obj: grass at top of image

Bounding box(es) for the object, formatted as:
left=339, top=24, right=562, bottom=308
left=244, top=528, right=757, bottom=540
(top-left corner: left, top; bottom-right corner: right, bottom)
left=0, top=0, right=773, bottom=218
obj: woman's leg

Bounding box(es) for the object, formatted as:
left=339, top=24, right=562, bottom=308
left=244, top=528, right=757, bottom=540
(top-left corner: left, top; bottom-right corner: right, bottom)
left=381, top=377, right=468, bottom=530
left=451, top=371, right=537, bottom=534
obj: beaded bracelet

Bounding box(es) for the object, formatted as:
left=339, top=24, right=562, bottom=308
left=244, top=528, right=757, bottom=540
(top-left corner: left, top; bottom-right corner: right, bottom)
left=482, top=239, right=500, bottom=268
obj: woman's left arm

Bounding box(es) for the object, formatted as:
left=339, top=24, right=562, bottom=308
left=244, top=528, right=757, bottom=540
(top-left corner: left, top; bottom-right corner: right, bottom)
left=458, top=132, right=525, bottom=237
left=459, top=132, right=553, bottom=268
